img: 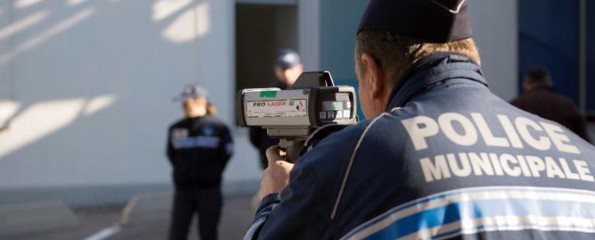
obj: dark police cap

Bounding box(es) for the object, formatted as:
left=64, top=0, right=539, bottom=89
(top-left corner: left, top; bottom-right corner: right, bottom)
left=173, top=84, right=209, bottom=101
left=358, top=0, right=472, bottom=43
left=276, top=49, right=301, bottom=69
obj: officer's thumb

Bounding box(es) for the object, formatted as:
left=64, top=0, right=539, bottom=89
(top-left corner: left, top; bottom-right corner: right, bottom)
left=265, top=146, right=285, bottom=164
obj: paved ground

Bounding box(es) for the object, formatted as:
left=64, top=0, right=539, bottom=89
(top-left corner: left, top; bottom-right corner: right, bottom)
left=4, top=194, right=255, bottom=240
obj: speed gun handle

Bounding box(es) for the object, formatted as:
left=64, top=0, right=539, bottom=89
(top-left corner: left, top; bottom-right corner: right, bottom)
left=278, top=139, right=304, bottom=163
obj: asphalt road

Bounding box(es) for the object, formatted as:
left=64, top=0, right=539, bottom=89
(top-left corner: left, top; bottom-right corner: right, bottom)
left=4, top=194, right=255, bottom=240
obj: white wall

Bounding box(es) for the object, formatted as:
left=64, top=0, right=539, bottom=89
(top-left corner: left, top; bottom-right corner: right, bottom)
left=0, top=0, right=261, bottom=196
left=469, top=0, right=519, bottom=101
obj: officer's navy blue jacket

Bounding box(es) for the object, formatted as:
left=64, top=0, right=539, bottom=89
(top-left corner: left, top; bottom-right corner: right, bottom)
left=245, top=53, right=595, bottom=240
left=167, top=115, right=233, bottom=190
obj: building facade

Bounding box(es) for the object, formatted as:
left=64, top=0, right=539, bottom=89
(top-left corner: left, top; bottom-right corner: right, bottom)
left=0, top=0, right=588, bottom=206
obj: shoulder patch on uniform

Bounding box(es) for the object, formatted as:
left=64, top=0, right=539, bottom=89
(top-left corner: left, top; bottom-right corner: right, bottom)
left=203, top=126, right=215, bottom=136
left=171, top=128, right=188, bottom=139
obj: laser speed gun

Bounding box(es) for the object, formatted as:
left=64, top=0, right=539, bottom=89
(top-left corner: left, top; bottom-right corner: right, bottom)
left=237, top=71, right=358, bottom=162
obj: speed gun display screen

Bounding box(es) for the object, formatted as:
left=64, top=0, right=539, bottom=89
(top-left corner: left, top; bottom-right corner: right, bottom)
left=320, top=100, right=351, bottom=120
left=322, top=101, right=345, bottom=111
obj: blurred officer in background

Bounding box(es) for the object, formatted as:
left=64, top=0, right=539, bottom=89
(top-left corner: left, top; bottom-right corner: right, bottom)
left=512, top=67, right=591, bottom=143
left=273, top=49, right=304, bottom=89
left=249, top=49, right=304, bottom=169
left=245, top=0, right=595, bottom=239
left=167, top=84, right=233, bottom=240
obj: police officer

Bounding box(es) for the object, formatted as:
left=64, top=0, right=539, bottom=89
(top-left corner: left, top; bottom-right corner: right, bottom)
left=249, top=49, right=304, bottom=169
left=245, top=0, right=595, bottom=239
left=167, top=84, right=233, bottom=240
left=511, top=67, right=591, bottom=142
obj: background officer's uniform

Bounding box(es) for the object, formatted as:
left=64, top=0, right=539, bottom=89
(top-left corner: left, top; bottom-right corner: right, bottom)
left=245, top=0, right=595, bottom=239
left=167, top=88, right=233, bottom=240
left=512, top=86, right=591, bottom=142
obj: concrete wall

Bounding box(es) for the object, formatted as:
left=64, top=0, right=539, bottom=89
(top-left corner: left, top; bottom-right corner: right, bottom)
left=469, top=0, right=518, bottom=101
left=0, top=0, right=262, bottom=205
left=320, top=0, right=366, bottom=82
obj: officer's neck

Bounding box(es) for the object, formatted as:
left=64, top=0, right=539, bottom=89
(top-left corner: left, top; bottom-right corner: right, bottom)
left=185, top=111, right=207, bottom=119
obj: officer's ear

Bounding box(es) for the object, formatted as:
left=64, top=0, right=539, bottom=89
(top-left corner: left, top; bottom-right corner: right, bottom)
left=360, top=53, right=386, bottom=99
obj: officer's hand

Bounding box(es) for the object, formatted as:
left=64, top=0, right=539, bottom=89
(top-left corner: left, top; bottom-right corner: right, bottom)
left=259, top=146, right=294, bottom=200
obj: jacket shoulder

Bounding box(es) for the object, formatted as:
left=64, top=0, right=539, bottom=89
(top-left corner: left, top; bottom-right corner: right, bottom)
left=298, top=121, right=370, bottom=166
left=169, top=118, right=187, bottom=129
left=298, top=114, right=403, bottom=169
left=206, top=116, right=231, bottom=131
left=352, top=112, right=409, bottom=153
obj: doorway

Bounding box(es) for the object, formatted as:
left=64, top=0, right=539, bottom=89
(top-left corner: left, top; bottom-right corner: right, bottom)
left=235, top=3, right=298, bottom=92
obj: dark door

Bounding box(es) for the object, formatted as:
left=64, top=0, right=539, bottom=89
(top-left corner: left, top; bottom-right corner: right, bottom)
left=518, top=0, right=579, bottom=103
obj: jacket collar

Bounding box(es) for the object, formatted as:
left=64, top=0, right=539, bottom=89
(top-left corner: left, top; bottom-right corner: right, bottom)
left=386, top=52, right=488, bottom=110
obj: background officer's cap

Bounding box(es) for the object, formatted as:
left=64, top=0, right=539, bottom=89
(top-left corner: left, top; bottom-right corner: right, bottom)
left=173, top=84, right=209, bottom=101
left=358, top=0, right=472, bottom=43
left=275, top=49, right=301, bottom=69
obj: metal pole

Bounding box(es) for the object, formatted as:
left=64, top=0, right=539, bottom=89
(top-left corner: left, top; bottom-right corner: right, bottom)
left=194, top=0, right=200, bottom=85
left=579, top=0, right=587, bottom=115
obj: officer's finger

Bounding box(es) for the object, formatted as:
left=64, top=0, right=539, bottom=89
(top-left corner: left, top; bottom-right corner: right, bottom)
left=265, top=146, right=283, bottom=162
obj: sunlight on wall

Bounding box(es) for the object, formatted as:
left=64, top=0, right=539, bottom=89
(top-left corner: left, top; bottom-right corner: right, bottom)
left=67, top=0, right=91, bottom=7
left=160, top=2, right=210, bottom=43
left=193, top=2, right=210, bottom=38
left=153, top=0, right=193, bottom=21
left=82, top=94, right=117, bottom=116
left=0, top=11, right=50, bottom=41
left=0, top=95, right=117, bottom=158
left=14, top=0, right=45, bottom=9
left=0, top=100, right=21, bottom=130
left=0, top=99, right=84, bottom=158
left=0, top=7, right=95, bottom=64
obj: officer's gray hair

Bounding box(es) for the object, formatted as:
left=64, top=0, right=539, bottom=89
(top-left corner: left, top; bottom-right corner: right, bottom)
left=355, top=30, right=481, bottom=85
